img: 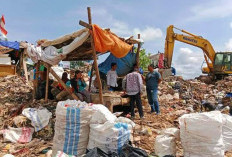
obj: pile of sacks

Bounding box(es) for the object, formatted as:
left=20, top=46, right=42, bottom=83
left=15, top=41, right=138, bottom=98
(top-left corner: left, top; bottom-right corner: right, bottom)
left=52, top=100, right=135, bottom=157
left=155, top=111, right=232, bottom=157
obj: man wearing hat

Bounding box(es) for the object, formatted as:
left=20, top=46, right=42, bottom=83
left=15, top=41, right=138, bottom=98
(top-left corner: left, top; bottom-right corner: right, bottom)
left=145, top=64, right=162, bottom=114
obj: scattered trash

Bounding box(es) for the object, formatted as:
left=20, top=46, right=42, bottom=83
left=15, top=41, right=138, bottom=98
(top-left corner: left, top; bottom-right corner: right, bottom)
left=1, top=127, right=34, bottom=143
left=22, top=108, right=52, bottom=132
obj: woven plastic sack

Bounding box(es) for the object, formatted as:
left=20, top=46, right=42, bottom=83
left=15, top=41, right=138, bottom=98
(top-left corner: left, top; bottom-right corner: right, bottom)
left=52, top=100, right=94, bottom=156
left=22, top=108, right=52, bottom=132
left=87, top=119, right=134, bottom=154
left=222, top=114, right=232, bottom=151
left=1, top=127, right=34, bottom=143
left=179, top=111, right=224, bottom=157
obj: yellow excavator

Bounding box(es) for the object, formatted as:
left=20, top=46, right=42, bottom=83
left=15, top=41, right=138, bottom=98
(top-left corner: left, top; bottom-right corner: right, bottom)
left=164, top=25, right=232, bottom=79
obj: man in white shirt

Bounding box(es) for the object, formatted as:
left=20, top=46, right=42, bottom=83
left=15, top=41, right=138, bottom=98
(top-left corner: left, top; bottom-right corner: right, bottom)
left=107, top=62, right=118, bottom=91
left=123, top=65, right=144, bottom=119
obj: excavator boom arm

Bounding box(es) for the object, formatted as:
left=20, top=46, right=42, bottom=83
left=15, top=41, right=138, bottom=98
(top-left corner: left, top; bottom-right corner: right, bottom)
left=164, top=25, right=216, bottom=72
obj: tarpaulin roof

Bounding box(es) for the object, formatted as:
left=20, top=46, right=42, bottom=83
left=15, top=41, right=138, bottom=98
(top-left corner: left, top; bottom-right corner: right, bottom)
left=22, top=24, right=142, bottom=65
left=0, top=41, right=20, bottom=50
left=92, top=24, right=133, bottom=58
left=98, top=52, right=136, bottom=77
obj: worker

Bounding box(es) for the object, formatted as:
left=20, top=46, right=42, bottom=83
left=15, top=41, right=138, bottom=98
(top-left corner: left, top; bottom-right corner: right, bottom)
left=71, top=70, right=91, bottom=103
left=52, top=72, right=72, bottom=101
left=123, top=64, right=144, bottom=119
left=107, top=62, right=118, bottom=91
left=171, top=67, right=176, bottom=75
left=36, top=67, right=54, bottom=100
left=146, top=64, right=162, bottom=114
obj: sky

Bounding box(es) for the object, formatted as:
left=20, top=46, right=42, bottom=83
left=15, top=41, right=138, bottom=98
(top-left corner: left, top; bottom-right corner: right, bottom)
left=1, top=0, right=232, bottom=79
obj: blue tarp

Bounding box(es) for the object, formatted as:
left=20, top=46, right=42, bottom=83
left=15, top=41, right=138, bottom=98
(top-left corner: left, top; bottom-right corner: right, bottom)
left=0, top=41, right=20, bottom=50
left=98, top=52, right=136, bottom=76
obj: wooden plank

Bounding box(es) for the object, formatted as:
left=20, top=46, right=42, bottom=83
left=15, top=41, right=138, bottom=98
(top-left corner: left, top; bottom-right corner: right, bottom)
left=136, top=34, right=141, bottom=66
left=34, top=61, right=40, bottom=99
left=45, top=65, right=50, bottom=102
left=49, top=67, right=79, bottom=101
left=88, top=61, right=94, bottom=91
left=22, top=52, right=29, bottom=82
left=87, top=7, right=104, bottom=104
left=79, top=20, right=92, bottom=29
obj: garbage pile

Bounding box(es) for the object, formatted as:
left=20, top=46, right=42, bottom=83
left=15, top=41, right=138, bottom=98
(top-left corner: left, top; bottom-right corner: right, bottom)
left=0, top=75, right=232, bottom=157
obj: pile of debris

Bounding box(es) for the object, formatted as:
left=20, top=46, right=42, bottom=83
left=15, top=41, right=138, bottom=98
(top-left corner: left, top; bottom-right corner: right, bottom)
left=0, top=75, right=232, bottom=157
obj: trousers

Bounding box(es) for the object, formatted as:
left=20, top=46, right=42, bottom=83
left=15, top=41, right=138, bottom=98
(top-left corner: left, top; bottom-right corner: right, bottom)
left=146, top=88, right=160, bottom=113
left=129, top=93, right=144, bottom=118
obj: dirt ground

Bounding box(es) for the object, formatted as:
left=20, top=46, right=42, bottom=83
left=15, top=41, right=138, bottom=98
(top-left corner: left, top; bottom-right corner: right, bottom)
left=0, top=75, right=232, bottom=156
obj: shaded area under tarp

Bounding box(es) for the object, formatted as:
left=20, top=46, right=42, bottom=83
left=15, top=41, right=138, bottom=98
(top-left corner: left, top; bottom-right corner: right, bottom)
left=98, top=52, right=136, bottom=77
left=0, top=40, right=20, bottom=50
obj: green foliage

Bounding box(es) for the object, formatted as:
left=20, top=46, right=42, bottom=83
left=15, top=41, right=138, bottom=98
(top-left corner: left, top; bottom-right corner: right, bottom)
left=70, top=61, right=85, bottom=69
left=135, top=48, right=151, bottom=71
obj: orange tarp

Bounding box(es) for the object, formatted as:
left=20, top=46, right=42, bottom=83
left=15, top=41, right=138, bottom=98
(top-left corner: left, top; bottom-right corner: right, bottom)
left=92, top=24, right=133, bottom=58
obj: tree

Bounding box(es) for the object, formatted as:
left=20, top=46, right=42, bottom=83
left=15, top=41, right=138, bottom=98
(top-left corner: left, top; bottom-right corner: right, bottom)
left=70, top=61, right=85, bottom=69
left=134, top=48, right=151, bottom=71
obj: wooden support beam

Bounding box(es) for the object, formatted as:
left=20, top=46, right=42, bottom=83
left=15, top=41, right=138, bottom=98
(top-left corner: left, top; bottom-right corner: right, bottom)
left=87, top=7, right=104, bottom=104
left=88, top=61, right=94, bottom=91
left=22, top=52, right=29, bottom=82
left=34, top=61, right=40, bottom=99
left=136, top=34, right=141, bottom=66
left=49, top=67, right=79, bottom=101
left=79, top=20, right=92, bottom=29
left=45, top=65, right=50, bottom=102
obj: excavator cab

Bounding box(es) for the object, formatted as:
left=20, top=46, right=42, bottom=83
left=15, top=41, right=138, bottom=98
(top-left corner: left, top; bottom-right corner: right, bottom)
left=214, top=52, right=232, bottom=74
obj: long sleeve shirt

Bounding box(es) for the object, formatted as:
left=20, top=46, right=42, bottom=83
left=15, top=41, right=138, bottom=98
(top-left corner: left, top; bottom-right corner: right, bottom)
left=107, top=70, right=118, bottom=87
left=124, top=71, right=143, bottom=95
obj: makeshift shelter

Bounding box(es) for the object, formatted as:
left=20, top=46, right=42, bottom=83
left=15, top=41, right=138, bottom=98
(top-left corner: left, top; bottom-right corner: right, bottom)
left=22, top=7, right=143, bottom=105
left=0, top=40, right=28, bottom=79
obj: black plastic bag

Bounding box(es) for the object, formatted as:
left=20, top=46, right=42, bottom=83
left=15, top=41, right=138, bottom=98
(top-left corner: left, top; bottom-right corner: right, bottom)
left=84, top=147, right=118, bottom=157
left=119, top=144, right=148, bottom=157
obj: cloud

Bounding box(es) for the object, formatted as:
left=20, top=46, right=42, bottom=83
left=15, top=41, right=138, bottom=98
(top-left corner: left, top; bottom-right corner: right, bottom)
left=189, top=0, right=232, bottom=21
left=230, top=22, right=232, bottom=29
left=84, top=7, right=163, bottom=41
left=133, top=27, right=162, bottom=41
left=173, top=47, right=204, bottom=79
left=225, top=38, right=232, bottom=51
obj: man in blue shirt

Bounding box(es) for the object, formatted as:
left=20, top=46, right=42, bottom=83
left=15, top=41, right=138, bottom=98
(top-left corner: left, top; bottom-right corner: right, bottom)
left=145, top=64, right=162, bottom=114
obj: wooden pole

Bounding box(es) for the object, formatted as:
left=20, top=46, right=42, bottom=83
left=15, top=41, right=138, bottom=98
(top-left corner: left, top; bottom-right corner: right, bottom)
left=136, top=34, right=141, bottom=66
left=50, top=67, right=79, bottom=101
left=34, top=60, right=40, bottom=99
left=87, top=7, right=104, bottom=104
left=22, top=52, right=29, bottom=82
left=88, top=61, right=94, bottom=91
left=45, top=65, right=50, bottom=102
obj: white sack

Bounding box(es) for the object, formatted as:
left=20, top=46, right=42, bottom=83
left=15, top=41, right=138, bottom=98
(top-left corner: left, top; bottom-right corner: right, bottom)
left=160, top=127, right=180, bottom=140
left=155, top=135, right=176, bottom=157
left=87, top=120, right=134, bottom=154
left=179, top=111, right=224, bottom=157
left=54, top=151, right=76, bottom=157
left=22, top=108, right=52, bottom=132
left=222, top=114, right=232, bottom=151
left=52, top=100, right=94, bottom=157
left=90, top=104, right=117, bottom=124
